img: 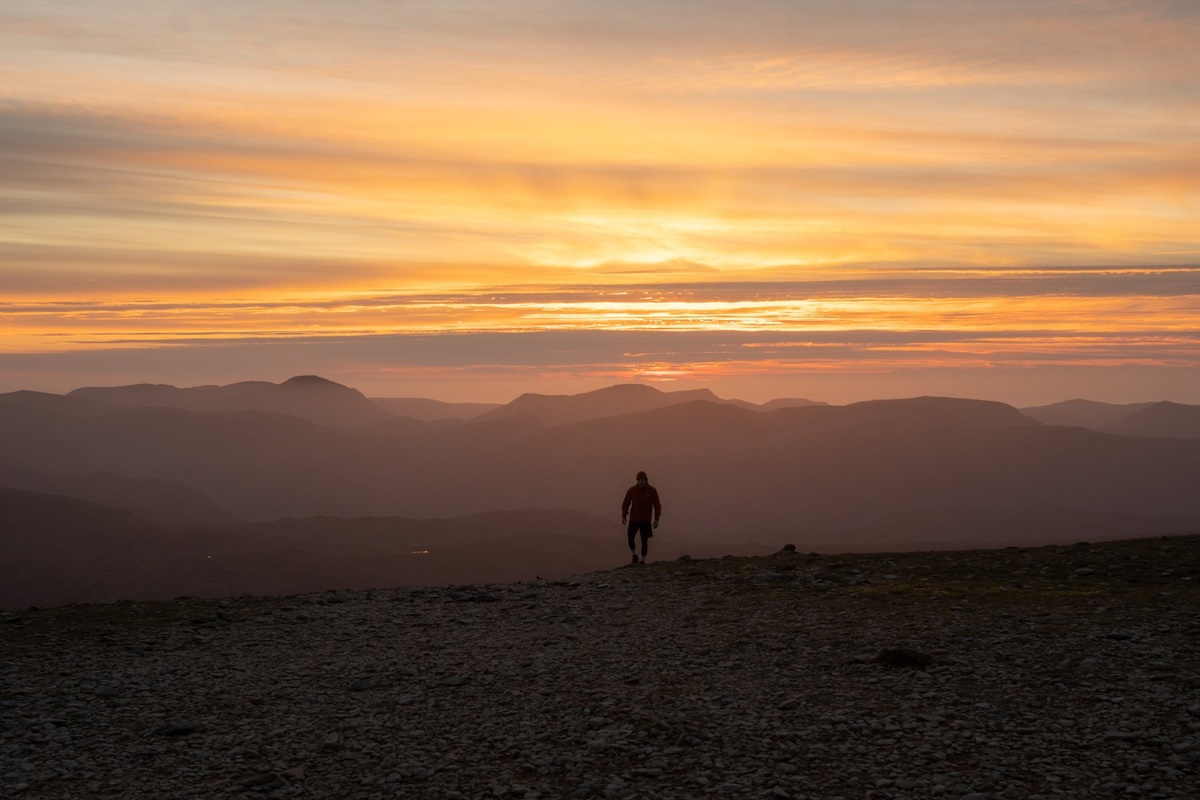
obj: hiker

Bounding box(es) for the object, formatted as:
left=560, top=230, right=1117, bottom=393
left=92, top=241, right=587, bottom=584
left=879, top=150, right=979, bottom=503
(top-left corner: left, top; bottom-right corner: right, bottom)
left=621, top=471, right=661, bottom=564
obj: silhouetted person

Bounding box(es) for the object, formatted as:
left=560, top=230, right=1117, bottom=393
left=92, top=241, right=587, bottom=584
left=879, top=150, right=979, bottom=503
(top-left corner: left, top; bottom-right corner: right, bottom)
left=621, top=471, right=661, bottom=564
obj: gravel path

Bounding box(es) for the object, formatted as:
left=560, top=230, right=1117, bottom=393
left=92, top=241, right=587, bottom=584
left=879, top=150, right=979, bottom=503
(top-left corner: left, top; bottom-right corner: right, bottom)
left=3, top=536, right=1198, bottom=799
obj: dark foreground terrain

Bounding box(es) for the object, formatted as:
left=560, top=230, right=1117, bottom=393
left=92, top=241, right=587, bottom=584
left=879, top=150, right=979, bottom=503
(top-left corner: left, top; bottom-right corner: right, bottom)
left=2, top=535, right=1198, bottom=800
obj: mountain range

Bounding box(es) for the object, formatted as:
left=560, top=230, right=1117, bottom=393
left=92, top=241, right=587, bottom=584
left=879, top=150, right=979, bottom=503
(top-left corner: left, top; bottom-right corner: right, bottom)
left=65, top=375, right=395, bottom=427
left=3, top=377, right=1199, bottom=608
left=1021, top=399, right=1200, bottom=438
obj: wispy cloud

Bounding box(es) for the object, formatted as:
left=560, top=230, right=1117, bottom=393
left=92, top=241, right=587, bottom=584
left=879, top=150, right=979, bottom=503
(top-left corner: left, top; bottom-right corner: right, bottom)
left=3, top=272, right=1196, bottom=353
left=2, top=2, right=1199, bottom=399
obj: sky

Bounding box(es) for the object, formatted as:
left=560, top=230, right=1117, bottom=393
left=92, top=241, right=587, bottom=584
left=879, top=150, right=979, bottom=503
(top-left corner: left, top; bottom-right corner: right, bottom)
left=1, top=0, right=1198, bottom=404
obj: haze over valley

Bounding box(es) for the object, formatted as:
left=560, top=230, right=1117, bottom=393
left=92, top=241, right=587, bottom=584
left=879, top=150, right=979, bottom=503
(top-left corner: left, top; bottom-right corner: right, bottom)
left=3, top=376, right=1198, bottom=609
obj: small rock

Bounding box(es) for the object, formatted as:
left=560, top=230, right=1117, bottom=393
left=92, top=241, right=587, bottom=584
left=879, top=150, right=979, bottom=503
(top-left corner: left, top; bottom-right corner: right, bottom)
left=351, top=677, right=376, bottom=692
left=873, top=647, right=935, bottom=668
left=150, top=721, right=201, bottom=737
left=93, top=685, right=120, bottom=698
left=440, top=675, right=470, bottom=687
left=781, top=544, right=797, bottom=552
left=1079, top=658, right=1101, bottom=671
left=241, top=773, right=284, bottom=790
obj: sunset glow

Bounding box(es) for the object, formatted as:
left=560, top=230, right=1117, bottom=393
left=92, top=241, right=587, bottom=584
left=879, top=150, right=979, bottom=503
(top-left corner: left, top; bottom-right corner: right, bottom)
left=2, top=1, right=1198, bottom=402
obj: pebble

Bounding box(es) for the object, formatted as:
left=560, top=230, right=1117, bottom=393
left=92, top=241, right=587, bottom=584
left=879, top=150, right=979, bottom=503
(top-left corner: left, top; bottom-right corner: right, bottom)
left=149, top=720, right=201, bottom=737
left=1, top=539, right=1197, bottom=799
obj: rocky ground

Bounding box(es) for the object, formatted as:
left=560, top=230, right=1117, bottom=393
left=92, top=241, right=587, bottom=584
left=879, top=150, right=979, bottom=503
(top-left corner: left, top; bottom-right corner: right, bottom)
left=2, top=534, right=1199, bottom=800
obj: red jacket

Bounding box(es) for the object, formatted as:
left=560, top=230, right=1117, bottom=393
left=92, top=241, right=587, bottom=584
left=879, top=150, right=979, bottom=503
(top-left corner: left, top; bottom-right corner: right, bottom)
left=622, top=484, right=661, bottom=522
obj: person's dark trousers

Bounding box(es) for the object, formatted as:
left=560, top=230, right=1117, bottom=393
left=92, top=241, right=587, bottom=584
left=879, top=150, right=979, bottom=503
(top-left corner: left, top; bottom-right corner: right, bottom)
left=627, top=520, right=652, bottom=556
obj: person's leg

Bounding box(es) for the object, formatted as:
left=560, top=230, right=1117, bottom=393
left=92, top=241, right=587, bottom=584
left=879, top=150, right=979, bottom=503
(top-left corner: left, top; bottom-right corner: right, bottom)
left=627, top=522, right=639, bottom=563
left=639, top=523, right=650, bottom=561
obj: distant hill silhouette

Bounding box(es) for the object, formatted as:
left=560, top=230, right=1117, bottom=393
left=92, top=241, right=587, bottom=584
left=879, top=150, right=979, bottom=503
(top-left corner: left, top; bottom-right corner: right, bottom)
left=475, top=384, right=827, bottom=427
left=1023, top=399, right=1200, bottom=439
left=1102, top=401, right=1200, bottom=439
left=758, top=397, right=828, bottom=411
left=0, top=390, right=120, bottom=417
left=68, top=375, right=395, bottom=427
left=474, top=384, right=731, bottom=426
left=1021, top=399, right=1156, bottom=429
left=4, top=383, right=1200, bottom=541
left=823, top=396, right=1040, bottom=429
left=0, top=404, right=388, bottom=520
left=0, top=490, right=772, bottom=609
left=0, top=488, right=166, bottom=554
left=370, top=397, right=500, bottom=421
left=0, top=469, right=237, bottom=526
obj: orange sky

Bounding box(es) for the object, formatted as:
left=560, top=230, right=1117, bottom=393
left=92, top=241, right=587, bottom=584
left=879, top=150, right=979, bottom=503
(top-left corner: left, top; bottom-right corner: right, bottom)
left=1, top=1, right=1198, bottom=403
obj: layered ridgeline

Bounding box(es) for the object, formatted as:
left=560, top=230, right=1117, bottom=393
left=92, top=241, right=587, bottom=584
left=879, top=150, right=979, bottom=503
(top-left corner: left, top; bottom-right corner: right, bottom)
left=1022, top=399, right=1200, bottom=438
left=0, top=488, right=772, bottom=609
left=2, top=378, right=1200, bottom=608
left=1, top=378, right=1198, bottom=530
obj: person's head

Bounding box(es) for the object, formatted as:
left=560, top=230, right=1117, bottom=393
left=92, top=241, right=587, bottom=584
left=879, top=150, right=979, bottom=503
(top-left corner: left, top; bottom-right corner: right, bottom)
left=636, top=471, right=648, bottom=486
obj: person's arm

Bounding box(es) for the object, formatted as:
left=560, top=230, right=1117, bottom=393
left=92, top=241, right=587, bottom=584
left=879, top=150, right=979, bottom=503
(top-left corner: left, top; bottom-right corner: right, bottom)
left=652, top=488, right=661, bottom=527
left=621, top=487, right=633, bottom=523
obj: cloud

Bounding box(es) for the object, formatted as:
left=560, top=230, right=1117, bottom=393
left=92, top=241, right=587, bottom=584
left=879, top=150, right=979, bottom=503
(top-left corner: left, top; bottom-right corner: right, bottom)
left=3, top=271, right=1196, bottom=363
left=4, top=328, right=1200, bottom=406
left=3, top=96, right=1198, bottom=297
left=2, top=1, right=1199, bottom=404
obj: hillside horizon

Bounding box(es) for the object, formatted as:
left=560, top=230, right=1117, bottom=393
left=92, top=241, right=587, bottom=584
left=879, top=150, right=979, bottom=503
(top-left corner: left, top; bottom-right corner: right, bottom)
left=32, top=374, right=1200, bottom=415
left=4, top=375, right=1200, bottom=609
left=8, top=374, right=1200, bottom=435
